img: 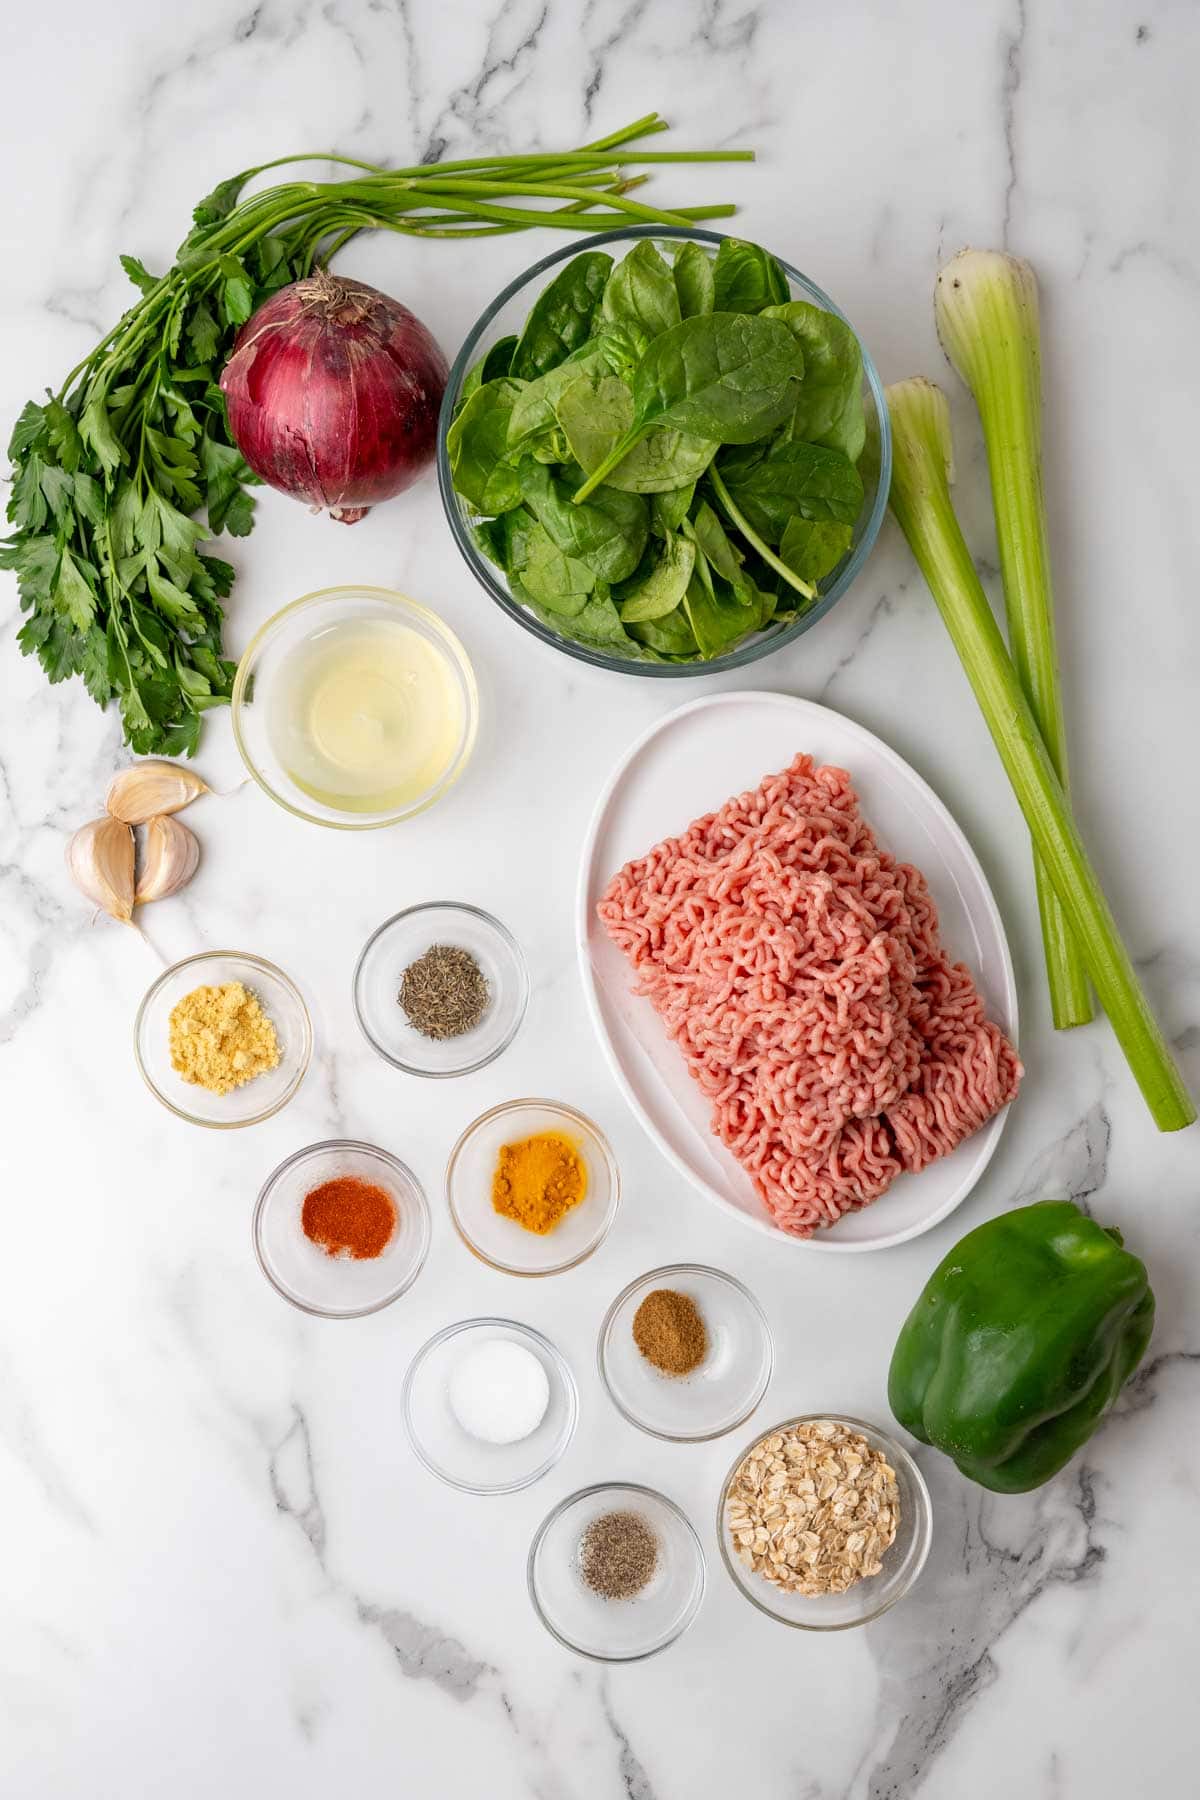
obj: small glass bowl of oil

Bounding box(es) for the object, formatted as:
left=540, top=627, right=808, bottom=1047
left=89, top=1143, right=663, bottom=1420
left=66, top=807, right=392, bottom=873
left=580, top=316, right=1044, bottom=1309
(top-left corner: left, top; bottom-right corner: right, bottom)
left=232, top=586, right=478, bottom=829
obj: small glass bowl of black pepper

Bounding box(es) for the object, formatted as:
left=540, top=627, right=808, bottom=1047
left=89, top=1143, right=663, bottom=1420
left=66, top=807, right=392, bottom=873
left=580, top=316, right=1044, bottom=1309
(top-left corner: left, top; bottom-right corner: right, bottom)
left=353, top=902, right=529, bottom=1077
left=528, top=1482, right=705, bottom=1661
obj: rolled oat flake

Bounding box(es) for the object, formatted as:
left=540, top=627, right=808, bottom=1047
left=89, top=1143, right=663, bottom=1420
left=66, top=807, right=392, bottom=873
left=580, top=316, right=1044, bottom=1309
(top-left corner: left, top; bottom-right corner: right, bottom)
left=579, top=1509, right=658, bottom=1601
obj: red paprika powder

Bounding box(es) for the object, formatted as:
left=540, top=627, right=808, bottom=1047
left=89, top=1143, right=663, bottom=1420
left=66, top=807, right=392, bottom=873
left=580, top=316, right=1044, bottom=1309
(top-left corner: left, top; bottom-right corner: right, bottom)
left=302, top=1176, right=397, bottom=1260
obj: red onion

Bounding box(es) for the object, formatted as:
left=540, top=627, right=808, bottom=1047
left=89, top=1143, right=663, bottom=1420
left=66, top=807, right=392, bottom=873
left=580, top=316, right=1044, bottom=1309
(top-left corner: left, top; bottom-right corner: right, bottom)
left=219, top=270, right=449, bottom=524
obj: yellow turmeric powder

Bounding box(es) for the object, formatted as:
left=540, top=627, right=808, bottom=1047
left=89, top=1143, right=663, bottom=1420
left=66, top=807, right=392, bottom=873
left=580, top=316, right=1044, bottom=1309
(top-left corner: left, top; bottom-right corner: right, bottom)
left=492, top=1131, right=587, bottom=1234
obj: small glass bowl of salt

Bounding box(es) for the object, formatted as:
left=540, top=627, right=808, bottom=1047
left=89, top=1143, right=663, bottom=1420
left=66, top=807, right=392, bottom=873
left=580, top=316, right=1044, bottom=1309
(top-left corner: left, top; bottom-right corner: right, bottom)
left=402, top=1317, right=578, bottom=1494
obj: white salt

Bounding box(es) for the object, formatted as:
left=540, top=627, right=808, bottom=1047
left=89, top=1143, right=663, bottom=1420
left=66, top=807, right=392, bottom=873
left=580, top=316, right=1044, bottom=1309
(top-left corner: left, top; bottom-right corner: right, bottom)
left=448, top=1338, right=550, bottom=1444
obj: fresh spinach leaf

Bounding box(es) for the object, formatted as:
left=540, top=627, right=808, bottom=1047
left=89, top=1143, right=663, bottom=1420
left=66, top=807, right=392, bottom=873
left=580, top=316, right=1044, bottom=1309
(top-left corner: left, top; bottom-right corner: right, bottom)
left=473, top=517, right=508, bottom=567
left=505, top=510, right=597, bottom=616
left=712, top=238, right=790, bottom=314
left=682, top=567, right=757, bottom=658
left=517, top=458, right=647, bottom=582
left=617, top=530, right=696, bottom=622
left=446, top=378, right=525, bottom=514
left=481, top=335, right=518, bottom=383
left=634, top=313, right=803, bottom=442
left=717, top=439, right=863, bottom=542
left=627, top=603, right=699, bottom=656
left=673, top=242, right=715, bottom=318
left=508, top=251, right=613, bottom=380
left=601, top=240, right=681, bottom=341
left=684, top=500, right=753, bottom=602
left=506, top=344, right=612, bottom=451
left=778, top=514, right=854, bottom=583
left=651, top=483, right=696, bottom=535
left=517, top=577, right=651, bottom=657
left=573, top=312, right=804, bottom=497
left=591, top=320, right=651, bottom=374
left=461, top=333, right=519, bottom=402
left=761, top=301, right=866, bottom=460
left=555, top=372, right=717, bottom=493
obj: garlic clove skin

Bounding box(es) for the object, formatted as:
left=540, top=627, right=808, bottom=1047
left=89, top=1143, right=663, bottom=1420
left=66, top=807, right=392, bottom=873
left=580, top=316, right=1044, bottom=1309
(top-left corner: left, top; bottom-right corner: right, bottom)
left=136, top=815, right=201, bottom=904
left=106, top=760, right=209, bottom=825
left=66, top=816, right=136, bottom=924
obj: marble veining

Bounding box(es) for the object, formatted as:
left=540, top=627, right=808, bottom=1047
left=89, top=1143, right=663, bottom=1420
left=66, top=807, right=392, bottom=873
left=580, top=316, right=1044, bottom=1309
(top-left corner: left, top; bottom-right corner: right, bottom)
left=1, top=2, right=1197, bottom=1796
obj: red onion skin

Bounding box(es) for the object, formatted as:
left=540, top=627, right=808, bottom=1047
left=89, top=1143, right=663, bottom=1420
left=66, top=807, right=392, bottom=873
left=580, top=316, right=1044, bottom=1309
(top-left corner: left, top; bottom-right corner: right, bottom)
left=219, top=271, right=449, bottom=523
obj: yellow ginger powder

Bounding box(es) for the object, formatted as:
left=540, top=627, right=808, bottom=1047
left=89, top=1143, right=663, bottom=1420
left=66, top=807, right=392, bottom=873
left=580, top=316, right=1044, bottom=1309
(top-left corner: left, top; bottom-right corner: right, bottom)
left=168, top=980, right=281, bottom=1095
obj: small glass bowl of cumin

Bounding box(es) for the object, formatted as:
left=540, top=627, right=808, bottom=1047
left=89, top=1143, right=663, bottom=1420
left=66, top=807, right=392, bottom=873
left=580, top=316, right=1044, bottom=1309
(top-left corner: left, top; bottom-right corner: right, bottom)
left=598, top=1264, right=773, bottom=1442
left=353, top=902, right=529, bottom=1077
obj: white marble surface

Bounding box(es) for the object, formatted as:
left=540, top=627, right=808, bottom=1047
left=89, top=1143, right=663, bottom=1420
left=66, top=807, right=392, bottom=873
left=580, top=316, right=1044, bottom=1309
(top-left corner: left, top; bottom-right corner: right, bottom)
left=2, top=2, right=1198, bottom=1795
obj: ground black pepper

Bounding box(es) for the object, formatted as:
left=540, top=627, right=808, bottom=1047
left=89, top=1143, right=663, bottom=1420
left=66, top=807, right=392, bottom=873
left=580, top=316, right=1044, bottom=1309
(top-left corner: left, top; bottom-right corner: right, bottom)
left=579, top=1510, right=658, bottom=1600
left=398, top=943, right=489, bottom=1039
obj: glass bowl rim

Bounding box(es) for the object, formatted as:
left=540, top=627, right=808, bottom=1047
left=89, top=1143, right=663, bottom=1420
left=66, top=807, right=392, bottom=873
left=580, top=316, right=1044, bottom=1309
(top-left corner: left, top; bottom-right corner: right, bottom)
left=596, top=1262, right=774, bottom=1442
left=252, top=1135, right=432, bottom=1318
left=445, top=1097, right=621, bottom=1276
left=352, top=900, right=530, bottom=1076
left=436, top=223, right=892, bottom=678
left=715, top=1411, right=933, bottom=1630
left=133, top=947, right=313, bottom=1128
left=401, top=1314, right=579, bottom=1494
left=230, top=583, right=480, bottom=831
left=527, top=1479, right=707, bottom=1662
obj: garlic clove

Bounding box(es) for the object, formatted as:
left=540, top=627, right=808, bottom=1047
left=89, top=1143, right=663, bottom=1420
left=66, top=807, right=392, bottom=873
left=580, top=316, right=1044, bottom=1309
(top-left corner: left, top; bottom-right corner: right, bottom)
left=106, top=760, right=209, bottom=825
left=66, top=816, right=136, bottom=924
left=136, top=815, right=201, bottom=904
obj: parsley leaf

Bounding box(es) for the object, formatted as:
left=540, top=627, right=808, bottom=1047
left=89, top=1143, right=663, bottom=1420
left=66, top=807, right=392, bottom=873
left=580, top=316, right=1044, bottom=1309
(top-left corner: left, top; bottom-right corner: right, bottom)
left=120, top=253, right=160, bottom=296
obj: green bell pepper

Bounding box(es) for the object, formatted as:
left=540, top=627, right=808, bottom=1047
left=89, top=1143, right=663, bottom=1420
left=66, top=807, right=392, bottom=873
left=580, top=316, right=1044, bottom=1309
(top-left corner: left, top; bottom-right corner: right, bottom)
left=888, top=1200, right=1154, bottom=1493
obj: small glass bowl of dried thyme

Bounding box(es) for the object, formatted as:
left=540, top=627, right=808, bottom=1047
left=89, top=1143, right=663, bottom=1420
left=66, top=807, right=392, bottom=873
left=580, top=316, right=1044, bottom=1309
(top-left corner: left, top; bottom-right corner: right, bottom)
left=528, top=1482, right=705, bottom=1661
left=717, top=1415, right=933, bottom=1630
left=135, top=949, right=312, bottom=1128
left=353, top=902, right=529, bottom=1077
left=598, top=1264, right=773, bottom=1442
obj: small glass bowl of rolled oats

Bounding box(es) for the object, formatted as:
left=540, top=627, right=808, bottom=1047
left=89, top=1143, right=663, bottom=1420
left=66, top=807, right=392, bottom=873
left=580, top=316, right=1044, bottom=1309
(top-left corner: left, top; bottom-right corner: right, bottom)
left=717, top=1414, right=932, bottom=1629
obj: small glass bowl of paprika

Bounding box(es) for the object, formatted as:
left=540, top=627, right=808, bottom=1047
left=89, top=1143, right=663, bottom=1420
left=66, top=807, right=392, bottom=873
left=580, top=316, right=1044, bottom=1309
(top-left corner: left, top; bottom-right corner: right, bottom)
left=446, top=1099, right=620, bottom=1276
left=254, top=1139, right=431, bottom=1317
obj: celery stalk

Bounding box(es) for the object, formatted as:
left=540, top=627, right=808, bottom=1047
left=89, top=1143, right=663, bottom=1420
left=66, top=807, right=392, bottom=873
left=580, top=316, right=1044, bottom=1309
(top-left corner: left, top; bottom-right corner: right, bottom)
left=885, top=378, right=1194, bottom=1133
left=936, top=250, right=1092, bottom=1031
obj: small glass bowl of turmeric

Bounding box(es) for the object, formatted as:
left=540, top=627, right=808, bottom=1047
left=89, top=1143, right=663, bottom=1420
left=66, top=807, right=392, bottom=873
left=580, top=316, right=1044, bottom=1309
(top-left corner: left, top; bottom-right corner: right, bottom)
left=446, top=1099, right=620, bottom=1276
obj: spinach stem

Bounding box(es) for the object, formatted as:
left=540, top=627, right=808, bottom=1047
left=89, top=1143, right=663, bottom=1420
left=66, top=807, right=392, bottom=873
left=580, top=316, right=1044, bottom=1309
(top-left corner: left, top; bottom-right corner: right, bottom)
left=707, top=468, right=817, bottom=601
left=886, top=378, right=1194, bottom=1132
left=570, top=426, right=649, bottom=502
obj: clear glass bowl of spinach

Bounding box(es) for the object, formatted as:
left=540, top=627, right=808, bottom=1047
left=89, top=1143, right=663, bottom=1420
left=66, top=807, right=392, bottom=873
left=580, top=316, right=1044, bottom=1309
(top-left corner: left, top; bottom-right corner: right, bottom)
left=437, top=227, right=891, bottom=673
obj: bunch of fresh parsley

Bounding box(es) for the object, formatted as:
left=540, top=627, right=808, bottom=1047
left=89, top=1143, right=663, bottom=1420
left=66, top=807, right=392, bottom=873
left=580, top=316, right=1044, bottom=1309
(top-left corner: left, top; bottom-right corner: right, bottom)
left=0, top=187, right=312, bottom=754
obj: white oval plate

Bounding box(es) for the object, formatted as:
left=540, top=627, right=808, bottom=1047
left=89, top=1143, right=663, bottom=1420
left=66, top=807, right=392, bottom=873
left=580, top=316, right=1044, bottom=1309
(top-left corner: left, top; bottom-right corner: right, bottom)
left=576, top=692, right=1018, bottom=1253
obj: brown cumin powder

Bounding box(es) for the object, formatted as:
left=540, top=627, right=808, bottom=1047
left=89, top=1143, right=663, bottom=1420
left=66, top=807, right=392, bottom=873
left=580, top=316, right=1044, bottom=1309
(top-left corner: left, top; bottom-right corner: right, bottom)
left=631, top=1288, right=707, bottom=1376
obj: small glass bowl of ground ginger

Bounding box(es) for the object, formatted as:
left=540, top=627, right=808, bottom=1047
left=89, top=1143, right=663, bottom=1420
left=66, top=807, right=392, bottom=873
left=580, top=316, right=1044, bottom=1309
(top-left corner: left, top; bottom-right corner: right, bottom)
left=446, top=1099, right=620, bottom=1276
left=135, top=950, right=311, bottom=1127
left=598, top=1265, right=773, bottom=1442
